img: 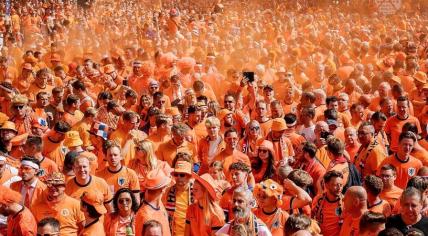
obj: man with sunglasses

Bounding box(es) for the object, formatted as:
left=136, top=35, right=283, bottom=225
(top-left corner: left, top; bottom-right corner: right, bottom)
left=9, top=94, right=35, bottom=135
left=164, top=161, right=194, bottom=236
left=32, top=172, right=85, bottom=236
left=223, top=94, right=249, bottom=133
left=37, top=217, right=60, bottom=236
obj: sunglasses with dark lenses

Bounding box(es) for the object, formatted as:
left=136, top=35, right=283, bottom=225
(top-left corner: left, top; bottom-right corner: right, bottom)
left=224, top=100, right=234, bottom=103
left=13, top=105, right=25, bottom=110
left=173, top=173, right=187, bottom=178
left=118, top=198, right=132, bottom=204
left=37, top=233, right=59, bottom=236
left=259, top=149, right=269, bottom=153
left=250, top=126, right=260, bottom=131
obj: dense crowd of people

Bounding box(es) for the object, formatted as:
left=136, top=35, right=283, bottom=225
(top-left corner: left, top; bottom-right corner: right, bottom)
left=0, top=0, right=428, bottom=235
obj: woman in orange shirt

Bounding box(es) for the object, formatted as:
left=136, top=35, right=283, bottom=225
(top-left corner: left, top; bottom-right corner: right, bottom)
left=128, top=140, right=172, bottom=193
left=185, top=173, right=225, bottom=236
left=252, top=140, right=276, bottom=183
left=104, top=188, right=139, bottom=236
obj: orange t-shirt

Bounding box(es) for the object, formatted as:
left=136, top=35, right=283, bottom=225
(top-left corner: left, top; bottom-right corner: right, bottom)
left=368, top=200, right=391, bottom=217
left=185, top=203, right=225, bottom=236
left=339, top=214, right=362, bottom=236
left=80, top=218, right=106, bottom=236
left=259, top=119, right=273, bottom=137
left=353, top=142, right=387, bottom=179
left=7, top=207, right=37, bottom=236
left=135, top=202, right=171, bottom=236
left=253, top=208, right=289, bottom=236
left=384, top=115, right=421, bottom=152
left=61, top=110, right=84, bottom=127
left=42, top=134, right=66, bottom=171
left=156, top=140, right=197, bottom=166
left=65, top=175, right=113, bottom=203
left=327, top=161, right=349, bottom=186
left=214, top=150, right=251, bottom=181
left=311, top=194, right=342, bottom=236
left=380, top=186, right=403, bottom=209
left=38, top=157, right=59, bottom=182
left=378, top=155, right=423, bottom=189
left=32, top=194, right=85, bottom=236
left=96, top=166, right=140, bottom=194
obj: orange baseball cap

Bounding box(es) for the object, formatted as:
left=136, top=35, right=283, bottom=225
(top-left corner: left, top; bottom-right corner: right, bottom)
left=103, top=64, right=116, bottom=74
left=81, top=191, right=107, bottom=215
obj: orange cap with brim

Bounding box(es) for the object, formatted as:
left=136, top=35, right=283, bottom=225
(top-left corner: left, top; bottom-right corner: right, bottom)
left=81, top=191, right=107, bottom=215
left=192, top=173, right=221, bottom=200
left=143, top=168, right=172, bottom=190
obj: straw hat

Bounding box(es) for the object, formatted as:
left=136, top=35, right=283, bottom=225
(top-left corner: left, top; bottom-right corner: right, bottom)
left=63, top=131, right=83, bottom=147
left=173, top=161, right=192, bottom=175
left=271, top=118, right=287, bottom=132
left=143, top=169, right=172, bottom=190
left=46, top=172, right=66, bottom=185
left=12, top=94, right=28, bottom=105
left=413, top=71, right=427, bottom=84
left=0, top=121, right=17, bottom=133
left=81, top=191, right=107, bottom=215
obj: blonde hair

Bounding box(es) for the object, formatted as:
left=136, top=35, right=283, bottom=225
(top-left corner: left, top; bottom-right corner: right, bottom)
left=205, top=116, right=220, bottom=128
left=136, top=140, right=157, bottom=170
left=195, top=181, right=225, bottom=225
left=210, top=161, right=226, bottom=180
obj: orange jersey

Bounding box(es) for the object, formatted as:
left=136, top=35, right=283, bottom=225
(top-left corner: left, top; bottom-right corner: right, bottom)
left=384, top=115, right=421, bottom=153
left=353, top=141, right=387, bottom=179
left=156, top=139, right=197, bottom=166
left=7, top=207, right=37, bottom=236
left=368, top=200, right=391, bottom=217
left=380, top=186, right=403, bottom=209
left=339, top=214, right=362, bottom=236
left=42, top=134, right=66, bottom=171
left=253, top=208, right=289, bottom=236
left=32, top=194, right=85, bottom=236
left=378, top=155, right=423, bottom=189
left=311, top=194, right=343, bottom=236
left=214, top=150, right=251, bottom=181
left=96, top=166, right=140, bottom=194
left=135, top=202, right=171, bottom=236
left=65, top=175, right=113, bottom=203
left=185, top=203, right=225, bottom=236
left=80, top=218, right=105, bottom=236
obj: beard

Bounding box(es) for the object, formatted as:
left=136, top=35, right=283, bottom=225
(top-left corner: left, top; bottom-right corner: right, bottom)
left=233, top=207, right=248, bottom=219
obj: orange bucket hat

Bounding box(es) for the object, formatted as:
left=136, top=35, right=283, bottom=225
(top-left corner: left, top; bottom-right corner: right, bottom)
left=143, top=168, right=172, bottom=190
left=271, top=118, right=287, bottom=132
left=192, top=173, right=221, bottom=200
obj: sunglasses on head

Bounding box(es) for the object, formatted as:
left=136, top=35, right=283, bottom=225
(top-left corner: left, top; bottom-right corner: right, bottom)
left=173, top=173, right=187, bottom=178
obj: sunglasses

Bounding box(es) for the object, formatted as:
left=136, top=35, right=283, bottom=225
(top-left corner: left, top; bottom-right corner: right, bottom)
left=224, top=100, right=234, bottom=103
left=250, top=126, right=259, bottom=131
left=13, top=105, right=25, bottom=110
left=173, top=173, right=187, bottom=178
left=118, top=198, right=131, bottom=204
left=37, top=233, right=59, bottom=236
left=259, top=149, right=269, bottom=153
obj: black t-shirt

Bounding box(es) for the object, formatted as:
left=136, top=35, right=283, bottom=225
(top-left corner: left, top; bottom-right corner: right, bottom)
left=386, top=215, right=428, bottom=235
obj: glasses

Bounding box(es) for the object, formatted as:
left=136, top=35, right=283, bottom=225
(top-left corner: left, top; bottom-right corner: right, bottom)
left=224, top=100, right=234, bottom=104
left=173, top=173, right=187, bottom=178
left=47, top=183, right=65, bottom=188
left=118, top=198, right=132, bottom=204
left=13, top=105, right=25, bottom=110
left=259, top=149, right=269, bottom=153
left=381, top=174, right=393, bottom=179
left=286, top=74, right=293, bottom=77
left=250, top=126, right=259, bottom=131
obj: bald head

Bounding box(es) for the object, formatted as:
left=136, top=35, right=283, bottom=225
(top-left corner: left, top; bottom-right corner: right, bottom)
left=346, top=186, right=367, bottom=199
